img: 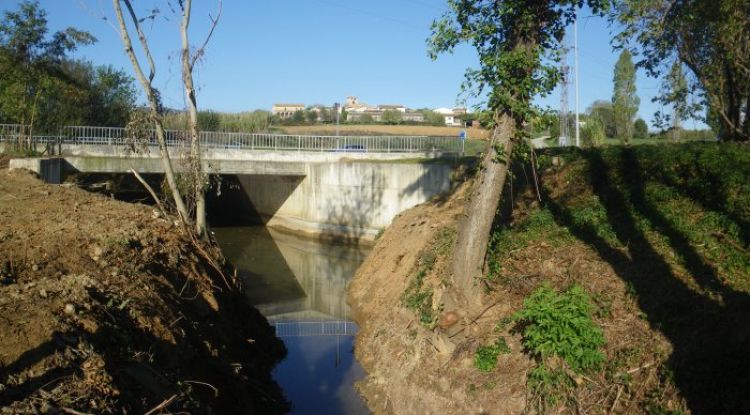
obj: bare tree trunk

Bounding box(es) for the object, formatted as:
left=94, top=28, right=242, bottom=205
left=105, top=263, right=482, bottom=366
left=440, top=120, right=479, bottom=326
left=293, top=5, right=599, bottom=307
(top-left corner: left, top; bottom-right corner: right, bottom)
left=451, top=112, right=515, bottom=310
left=112, top=0, right=190, bottom=224
left=179, top=0, right=221, bottom=237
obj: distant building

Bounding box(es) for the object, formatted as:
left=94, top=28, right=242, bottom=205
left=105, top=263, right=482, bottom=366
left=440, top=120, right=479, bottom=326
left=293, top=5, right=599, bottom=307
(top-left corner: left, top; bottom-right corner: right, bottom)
left=272, top=103, right=305, bottom=118
left=433, top=107, right=467, bottom=127
left=378, top=104, right=407, bottom=113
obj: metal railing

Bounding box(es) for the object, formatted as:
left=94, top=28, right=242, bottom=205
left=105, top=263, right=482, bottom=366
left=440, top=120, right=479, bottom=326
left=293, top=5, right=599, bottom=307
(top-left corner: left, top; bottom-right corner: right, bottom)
left=271, top=320, right=359, bottom=337
left=0, top=124, right=462, bottom=154
left=0, top=123, right=31, bottom=141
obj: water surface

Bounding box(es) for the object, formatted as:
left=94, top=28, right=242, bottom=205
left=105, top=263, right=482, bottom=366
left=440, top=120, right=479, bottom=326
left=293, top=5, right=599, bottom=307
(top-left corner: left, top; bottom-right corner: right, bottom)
left=213, top=226, right=371, bottom=415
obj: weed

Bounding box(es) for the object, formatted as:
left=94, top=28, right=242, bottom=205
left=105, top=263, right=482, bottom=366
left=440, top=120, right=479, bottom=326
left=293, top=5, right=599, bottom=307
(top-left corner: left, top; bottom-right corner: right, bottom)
left=513, top=283, right=605, bottom=373
left=487, top=209, right=573, bottom=280
left=592, top=292, right=613, bottom=319
left=402, top=228, right=455, bottom=328
left=473, top=337, right=511, bottom=372
left=527, top=365, right=573, bottom=413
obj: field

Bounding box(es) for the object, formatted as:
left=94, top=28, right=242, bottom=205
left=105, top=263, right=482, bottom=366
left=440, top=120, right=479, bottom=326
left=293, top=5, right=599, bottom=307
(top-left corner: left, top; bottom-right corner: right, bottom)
left=276, top=124, right=490, bottom=139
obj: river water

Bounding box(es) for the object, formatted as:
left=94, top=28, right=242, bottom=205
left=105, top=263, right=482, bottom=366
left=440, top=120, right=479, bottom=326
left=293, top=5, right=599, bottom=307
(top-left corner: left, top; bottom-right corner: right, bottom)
left=213, top=226, right=372, bottom=415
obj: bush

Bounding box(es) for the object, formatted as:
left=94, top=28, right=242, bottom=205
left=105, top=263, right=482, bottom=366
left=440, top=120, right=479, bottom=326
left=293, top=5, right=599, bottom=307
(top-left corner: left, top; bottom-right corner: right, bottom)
left=513, top=284, right=605, bottom=373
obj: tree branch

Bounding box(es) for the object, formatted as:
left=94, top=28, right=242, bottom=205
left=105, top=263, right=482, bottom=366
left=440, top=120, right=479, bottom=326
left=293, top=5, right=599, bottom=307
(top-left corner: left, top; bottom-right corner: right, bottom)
left=190, top=0, right=223, bottom=70
left=121, top=0, right=157, bottom=83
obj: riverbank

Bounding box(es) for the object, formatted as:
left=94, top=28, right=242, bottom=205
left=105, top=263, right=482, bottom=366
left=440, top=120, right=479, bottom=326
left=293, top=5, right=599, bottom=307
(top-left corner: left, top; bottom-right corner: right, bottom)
left=349, top=143, right=750, bottom=414
left=0, top=168, right=288, bottom=413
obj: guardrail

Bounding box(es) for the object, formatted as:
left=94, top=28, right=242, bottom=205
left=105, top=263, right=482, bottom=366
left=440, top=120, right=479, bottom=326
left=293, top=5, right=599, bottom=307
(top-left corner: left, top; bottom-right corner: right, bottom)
left=0, top=124, right=463, bottom=154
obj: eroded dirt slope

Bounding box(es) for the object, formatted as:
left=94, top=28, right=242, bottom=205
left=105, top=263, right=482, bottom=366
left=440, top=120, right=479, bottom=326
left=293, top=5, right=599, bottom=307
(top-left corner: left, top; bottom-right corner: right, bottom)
left=0, top=169, right=288, bottom=414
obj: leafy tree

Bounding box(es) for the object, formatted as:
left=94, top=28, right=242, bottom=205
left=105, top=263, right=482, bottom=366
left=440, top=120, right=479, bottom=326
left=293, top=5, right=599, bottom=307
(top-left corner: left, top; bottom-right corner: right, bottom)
left=581, top=117, right=606, bottom=147
left=0, top=0, right=95, bottom=140
left=587, top=100, right=616, bottom=137
left=357, top=114, right=375, bottom=124
left=422, top=110, right=446, bottom=126
left=381, top=109, right=402, bottom=124
left=612, top=49, right=639, bottom=144
left=614, top=0, right=749, bottom=141
left=305, top=110, right=318, bottom=124
left=291, top=110, right=305, bottom=124
left=429, top=0, right=609, bottom=310
left=633, top=118, right=648, bottom=139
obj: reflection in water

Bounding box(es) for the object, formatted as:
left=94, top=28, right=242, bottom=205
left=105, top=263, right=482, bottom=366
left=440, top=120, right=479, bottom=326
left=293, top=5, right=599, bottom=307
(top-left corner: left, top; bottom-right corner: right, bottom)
left=213, top=226, right=371, bottom=415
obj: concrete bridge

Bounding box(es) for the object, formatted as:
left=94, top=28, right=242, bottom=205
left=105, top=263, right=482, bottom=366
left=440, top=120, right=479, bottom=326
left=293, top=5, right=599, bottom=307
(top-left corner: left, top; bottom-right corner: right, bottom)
left=2, top=125, right=467, bottom=242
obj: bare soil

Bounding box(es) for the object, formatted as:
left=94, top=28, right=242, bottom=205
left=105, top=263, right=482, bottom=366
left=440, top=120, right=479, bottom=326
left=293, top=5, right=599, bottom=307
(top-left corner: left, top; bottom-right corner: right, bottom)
left=0, top=169, right=288, bottom=414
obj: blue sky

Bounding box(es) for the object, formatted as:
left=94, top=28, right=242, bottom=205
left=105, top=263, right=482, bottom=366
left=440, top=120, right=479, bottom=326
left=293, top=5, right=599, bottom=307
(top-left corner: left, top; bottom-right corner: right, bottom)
left=6, top=1, right=705, bottom=129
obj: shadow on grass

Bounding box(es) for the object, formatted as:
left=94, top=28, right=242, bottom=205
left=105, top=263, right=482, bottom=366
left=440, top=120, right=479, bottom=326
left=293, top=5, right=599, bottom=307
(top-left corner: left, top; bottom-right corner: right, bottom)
left=543, top=148, right=750, bottom=414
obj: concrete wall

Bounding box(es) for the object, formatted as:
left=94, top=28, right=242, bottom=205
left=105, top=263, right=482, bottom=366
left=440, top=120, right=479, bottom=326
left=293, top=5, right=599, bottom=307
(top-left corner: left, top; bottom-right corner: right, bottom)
left=239, top=161, right=453, bottom=243
left=8, top=158, right=63, bottom=184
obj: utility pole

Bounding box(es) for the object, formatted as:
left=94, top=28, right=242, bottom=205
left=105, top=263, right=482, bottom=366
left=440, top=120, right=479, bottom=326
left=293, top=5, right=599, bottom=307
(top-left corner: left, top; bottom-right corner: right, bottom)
left=334, top=102, right=340, bottom=137
left=559, top=47, right=570, bottom=147
left=573, top=16, right=581, bottom=147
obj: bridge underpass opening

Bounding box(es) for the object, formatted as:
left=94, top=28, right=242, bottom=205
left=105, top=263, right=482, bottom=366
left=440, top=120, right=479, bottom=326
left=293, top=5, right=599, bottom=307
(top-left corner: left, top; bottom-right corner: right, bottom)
left=206, top=174, right=305, bottom=227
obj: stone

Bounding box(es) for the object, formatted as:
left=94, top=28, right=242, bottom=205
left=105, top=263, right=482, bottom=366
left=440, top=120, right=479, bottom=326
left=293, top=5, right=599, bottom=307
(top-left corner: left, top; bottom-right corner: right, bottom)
left=63, top=303, right=75, bottom=315
left=39, top=289, right=47, bottom=299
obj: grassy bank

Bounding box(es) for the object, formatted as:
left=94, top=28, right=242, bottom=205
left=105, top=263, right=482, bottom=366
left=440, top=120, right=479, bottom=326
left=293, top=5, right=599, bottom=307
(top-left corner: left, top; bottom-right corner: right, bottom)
left=350, top=141, right=750, bottom=414
left=484, top=143, right=750, bottom=414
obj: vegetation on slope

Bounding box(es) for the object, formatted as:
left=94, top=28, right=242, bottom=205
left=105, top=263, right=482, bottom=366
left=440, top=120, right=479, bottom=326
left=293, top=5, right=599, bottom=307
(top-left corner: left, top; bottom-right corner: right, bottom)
left=370, top=142, right=749, bottom=414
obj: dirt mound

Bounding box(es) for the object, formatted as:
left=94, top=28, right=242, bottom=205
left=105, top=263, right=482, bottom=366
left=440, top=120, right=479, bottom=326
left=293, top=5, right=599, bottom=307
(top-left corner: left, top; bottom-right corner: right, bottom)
left=0, top=169, right=288, bottom=414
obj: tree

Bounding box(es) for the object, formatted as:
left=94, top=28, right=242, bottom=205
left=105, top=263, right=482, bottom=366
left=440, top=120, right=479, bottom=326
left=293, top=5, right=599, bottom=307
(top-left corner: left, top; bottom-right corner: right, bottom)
left=664, top=61, right=687, bottom=141
left=614, top=0, right=749, bottom=141
left=581, top=117, right=606, bottom=147
left=422, top=110, right=446, bottom=126
left=633, top=118, right=648, bottom=139
left=179, top=0, right=221, bottom=236
left=291, top=110, right=305, bottom=124
left=305, top=110, right=318, bottom=124
left=112, top=0, right=190, bottom=224
left=429, top=0, right=609, bottom=310
left=0, top=1, right=95, bottom=144
left=381, top=109, right=402, bottom=124
left=612, top=49, right=639, bottom=144
left=587, top=100, right=616, bottom=137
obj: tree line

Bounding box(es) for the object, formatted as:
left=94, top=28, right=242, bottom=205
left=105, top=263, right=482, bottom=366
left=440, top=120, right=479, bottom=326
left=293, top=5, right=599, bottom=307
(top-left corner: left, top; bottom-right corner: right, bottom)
left=0, top=1, right=136, bottom=137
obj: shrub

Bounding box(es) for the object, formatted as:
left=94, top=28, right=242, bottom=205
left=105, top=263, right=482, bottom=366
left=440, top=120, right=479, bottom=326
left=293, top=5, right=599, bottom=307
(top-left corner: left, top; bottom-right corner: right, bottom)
left=513, top=284, right=605, bottom=373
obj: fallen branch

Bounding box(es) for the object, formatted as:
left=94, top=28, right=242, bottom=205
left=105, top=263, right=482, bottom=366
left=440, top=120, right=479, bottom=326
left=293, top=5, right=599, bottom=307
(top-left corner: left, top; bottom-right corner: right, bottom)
left=143, top=394, right=177, bottom=415
left=711, top=231, right=749, bottom=255
left=448, top=299, right=502, bottom=339
left=184, top=380, right=219, bottom=397
left=129, top=169, right=168, bottom=219
left=62, top=408, right=94, bottom=415
left=186, top=228, right=231, bottom=290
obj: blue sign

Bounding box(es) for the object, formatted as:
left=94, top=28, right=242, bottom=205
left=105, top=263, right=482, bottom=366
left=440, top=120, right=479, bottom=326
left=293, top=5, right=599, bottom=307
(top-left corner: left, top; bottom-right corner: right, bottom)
left=459, top=130, right=467, bottom=140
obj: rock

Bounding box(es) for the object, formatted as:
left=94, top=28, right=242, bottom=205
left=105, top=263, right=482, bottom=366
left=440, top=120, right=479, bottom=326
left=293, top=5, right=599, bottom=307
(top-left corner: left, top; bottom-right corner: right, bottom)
left=39, top=289, right=47, bottom=299
left=31, top=264, right=39, bottom=272
left=438, top=310, right=460, bottom=330
left=63, top=303, right=75, bottom=315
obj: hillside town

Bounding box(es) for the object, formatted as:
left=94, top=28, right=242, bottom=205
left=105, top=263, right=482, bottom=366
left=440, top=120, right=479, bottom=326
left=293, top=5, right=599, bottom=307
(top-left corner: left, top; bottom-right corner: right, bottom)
left=272, top=96, right=470, bottom=126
